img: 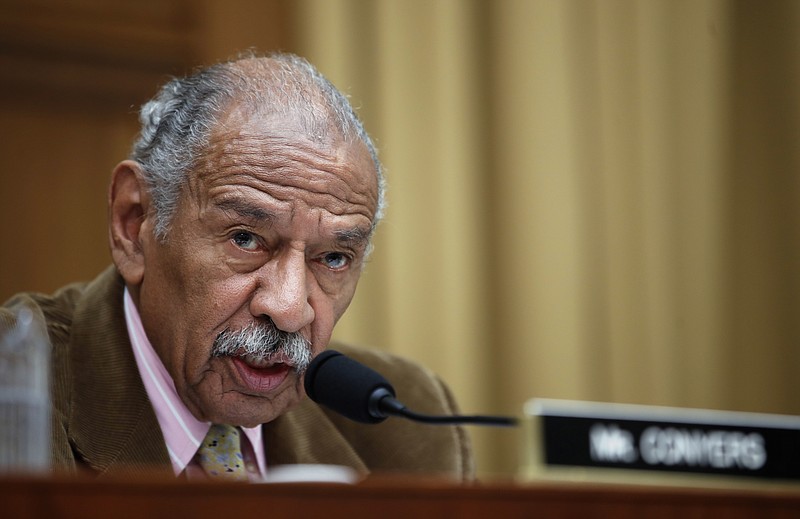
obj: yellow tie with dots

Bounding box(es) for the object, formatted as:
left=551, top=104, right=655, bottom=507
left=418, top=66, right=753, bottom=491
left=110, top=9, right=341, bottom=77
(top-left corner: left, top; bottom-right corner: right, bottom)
left=196, top=424, right=248, bottom=481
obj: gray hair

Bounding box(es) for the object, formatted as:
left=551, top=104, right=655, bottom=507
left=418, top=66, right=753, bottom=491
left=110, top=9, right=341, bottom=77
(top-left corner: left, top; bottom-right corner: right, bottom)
left=130, top=53, right=385, bottom=241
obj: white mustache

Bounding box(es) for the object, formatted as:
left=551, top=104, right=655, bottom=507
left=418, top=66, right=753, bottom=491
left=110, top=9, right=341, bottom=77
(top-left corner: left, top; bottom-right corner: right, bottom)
left=212, top=320, right=312, bottom=372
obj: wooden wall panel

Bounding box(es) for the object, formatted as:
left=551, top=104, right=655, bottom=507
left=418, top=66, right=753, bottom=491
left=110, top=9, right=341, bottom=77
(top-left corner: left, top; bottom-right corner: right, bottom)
left=0, top=105, right=136, bottom=298
left=0, top=0, right=294, bottom=301
left=0, top=0, right=198, bottom=104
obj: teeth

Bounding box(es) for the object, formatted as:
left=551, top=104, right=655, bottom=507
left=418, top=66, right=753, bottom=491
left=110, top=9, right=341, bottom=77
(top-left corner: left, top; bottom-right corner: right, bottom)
left=241, top=352, right=291, bottom=369
left=243, top=353, right=272, bottom=368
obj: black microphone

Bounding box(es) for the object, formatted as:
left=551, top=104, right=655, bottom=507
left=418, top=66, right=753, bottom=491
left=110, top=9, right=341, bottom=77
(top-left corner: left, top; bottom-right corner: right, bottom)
left=304, top=350, right=518, bottom=427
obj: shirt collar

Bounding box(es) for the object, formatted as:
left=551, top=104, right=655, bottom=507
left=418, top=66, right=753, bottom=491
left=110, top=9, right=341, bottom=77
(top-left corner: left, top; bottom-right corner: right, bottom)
left=123, top=287, right=266, bottom=476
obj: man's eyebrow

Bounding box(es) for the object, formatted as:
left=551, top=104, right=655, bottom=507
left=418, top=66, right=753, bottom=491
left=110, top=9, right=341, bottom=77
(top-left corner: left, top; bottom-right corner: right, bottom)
left=215, top=199, right=274, bottom=222
left=335, top=227, right=372, bottom=247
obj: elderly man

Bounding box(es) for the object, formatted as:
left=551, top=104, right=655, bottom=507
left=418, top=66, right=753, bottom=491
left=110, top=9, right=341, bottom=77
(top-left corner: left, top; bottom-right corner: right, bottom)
left=0, top=54, right=473, bottom=480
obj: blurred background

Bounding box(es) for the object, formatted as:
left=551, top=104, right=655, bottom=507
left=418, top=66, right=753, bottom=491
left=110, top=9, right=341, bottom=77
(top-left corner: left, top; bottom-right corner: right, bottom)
left=1, top=0, right=798, bottom=479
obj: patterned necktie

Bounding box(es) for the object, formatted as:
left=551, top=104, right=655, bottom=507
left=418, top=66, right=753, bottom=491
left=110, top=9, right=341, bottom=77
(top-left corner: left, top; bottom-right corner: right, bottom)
left=196, top=424, right=248, bottom=481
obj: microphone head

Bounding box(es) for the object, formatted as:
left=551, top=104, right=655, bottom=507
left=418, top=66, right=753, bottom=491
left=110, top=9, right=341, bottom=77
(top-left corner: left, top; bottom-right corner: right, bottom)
left=304, top=350, right=396, bottom=424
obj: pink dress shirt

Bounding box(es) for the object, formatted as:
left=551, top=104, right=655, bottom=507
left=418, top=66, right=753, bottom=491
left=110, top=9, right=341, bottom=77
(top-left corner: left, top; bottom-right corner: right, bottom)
left=124, top=288, right=267, bottom=480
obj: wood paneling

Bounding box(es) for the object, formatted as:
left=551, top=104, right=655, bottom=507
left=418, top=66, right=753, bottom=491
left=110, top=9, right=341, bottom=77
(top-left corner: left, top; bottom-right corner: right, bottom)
left=0, top=0, right=198, bottom=105
left=0, top=0, right=294, bottom=300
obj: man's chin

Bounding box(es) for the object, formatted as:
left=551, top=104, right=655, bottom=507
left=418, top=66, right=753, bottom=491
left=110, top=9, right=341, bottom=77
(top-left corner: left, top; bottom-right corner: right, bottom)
left=202, top=390, right=302, bottom=428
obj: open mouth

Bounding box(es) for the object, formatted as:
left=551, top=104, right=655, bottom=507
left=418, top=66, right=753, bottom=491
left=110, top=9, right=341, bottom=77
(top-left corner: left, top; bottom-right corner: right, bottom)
left=230, top=354, right=294, bottom=393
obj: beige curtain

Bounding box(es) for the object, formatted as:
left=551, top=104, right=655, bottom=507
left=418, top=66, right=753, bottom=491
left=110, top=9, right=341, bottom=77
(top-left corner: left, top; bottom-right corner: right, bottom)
left=293, top=0, right=800, bottom=477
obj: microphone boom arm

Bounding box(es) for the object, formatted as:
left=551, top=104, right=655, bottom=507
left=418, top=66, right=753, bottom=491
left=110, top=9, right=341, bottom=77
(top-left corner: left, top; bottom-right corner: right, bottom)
left=371, top=388, right=518, bottom=427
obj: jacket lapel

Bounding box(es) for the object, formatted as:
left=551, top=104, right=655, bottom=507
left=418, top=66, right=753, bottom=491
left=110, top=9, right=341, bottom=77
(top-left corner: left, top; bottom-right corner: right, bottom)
left=67, top=267, right=172, bottom=477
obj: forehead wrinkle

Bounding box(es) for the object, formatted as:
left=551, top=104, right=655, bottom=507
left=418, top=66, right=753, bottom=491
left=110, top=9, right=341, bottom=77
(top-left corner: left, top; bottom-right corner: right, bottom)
left=225, top=133, right=337, bottom=172
left=217, top=134, right=375, bottom=207
left=215, top=198, right=275, bottom=223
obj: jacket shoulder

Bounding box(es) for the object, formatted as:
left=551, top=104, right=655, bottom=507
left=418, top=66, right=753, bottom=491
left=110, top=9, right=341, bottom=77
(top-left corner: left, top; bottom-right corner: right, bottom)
left=1, top=279, right=92, bottom=473
left=2, top=280, right=88, bottom=349
left=0, top=266, right=128, bottom=474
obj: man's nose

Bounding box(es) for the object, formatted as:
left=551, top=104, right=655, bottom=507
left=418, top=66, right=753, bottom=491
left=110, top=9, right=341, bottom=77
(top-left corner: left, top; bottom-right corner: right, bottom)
left=249, top=251, right=315, bottom=333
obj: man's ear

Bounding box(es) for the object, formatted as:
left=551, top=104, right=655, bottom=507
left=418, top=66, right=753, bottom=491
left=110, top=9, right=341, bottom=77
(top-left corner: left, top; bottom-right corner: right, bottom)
left=108, top=160, right=150, bottom=287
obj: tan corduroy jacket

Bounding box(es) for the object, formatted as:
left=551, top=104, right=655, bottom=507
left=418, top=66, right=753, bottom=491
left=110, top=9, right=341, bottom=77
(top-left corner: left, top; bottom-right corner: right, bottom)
left=0, top=266, right=474, bottom=480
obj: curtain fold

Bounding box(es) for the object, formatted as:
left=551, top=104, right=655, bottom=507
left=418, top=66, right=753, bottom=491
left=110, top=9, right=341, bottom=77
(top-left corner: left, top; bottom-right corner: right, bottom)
left=294, top=0, right=800, bottom=477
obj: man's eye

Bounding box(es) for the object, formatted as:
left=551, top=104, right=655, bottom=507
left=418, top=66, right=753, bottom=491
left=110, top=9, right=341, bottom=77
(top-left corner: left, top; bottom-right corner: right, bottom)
left=321, top=252, right=349, bottom=270
left=231, top=231, right=259, bottom=251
